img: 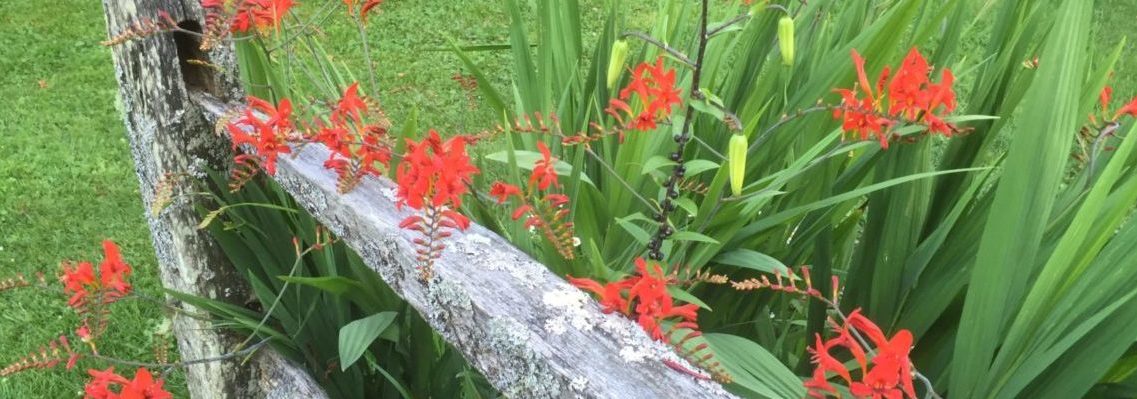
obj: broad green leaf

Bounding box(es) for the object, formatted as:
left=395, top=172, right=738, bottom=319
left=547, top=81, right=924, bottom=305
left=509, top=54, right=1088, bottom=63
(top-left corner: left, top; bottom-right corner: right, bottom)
left=339, top=312, right=398, bottom=371
left=486, top=150, right=595, bottom=186
left=712, top=249, right=789, bottom=275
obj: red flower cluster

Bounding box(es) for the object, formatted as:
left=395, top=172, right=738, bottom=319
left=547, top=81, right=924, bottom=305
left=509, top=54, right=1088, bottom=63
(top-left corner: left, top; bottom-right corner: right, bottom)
left=395, top=130, right=478, bottom=215
left=805, top=310, right=916, bottom=399
left=61, top=241, right=133, bottom=343
left=569, top=258, right=699, bottom=340
left=395, top=131, right=480, bottom=280
left=227, top=96, right=295, bottom=175
left=489, top=142, right=577, bottom=259
left=606, top=57, right=683, bottom=132
left=833, top=48, right=957, bottom=148
left=1094, top=85, right=1137, bottom=124
left=61, top=240, right=132, bottom=312
left=85, top=367, right=172, bottom=399
left=203, top=0, right=295, bottom=33
left=304, top=83, right=393, bottom=193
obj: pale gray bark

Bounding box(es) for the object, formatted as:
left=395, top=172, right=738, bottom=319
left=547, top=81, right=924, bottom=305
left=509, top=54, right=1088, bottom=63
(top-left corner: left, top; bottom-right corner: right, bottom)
left=101, top=1, right=327, bottom=398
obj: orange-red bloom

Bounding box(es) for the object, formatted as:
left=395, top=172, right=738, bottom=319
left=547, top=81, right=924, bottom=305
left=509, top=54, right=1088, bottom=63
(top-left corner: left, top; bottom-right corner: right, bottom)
left=489, top=182, right=522, bottom=204
left=395, top=130, right=479, bottom=211
left=806, top=308, right=917, bottom=399
left=1095, top=85, right=1137, bottom=122
left=569, top=258, right=700, bottom=341
left=833, top=48, right=958, bottom=148
left=530, top=141, right=560, bottom=190
left=228, top=96, right=294, bottom=175
left=204, top=0, right=295, bottom=33
left=61, top=240, right=132, bottom=310
left=85, top=367, right=172, bottom=399
left=606, top=57, right=683, bottom=132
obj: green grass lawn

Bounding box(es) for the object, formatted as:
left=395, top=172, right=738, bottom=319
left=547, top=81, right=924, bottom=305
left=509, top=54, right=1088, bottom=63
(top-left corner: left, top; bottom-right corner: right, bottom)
left=0, top=0, right=1134, bottom=397
left=0, top=0, right=178, bottom=396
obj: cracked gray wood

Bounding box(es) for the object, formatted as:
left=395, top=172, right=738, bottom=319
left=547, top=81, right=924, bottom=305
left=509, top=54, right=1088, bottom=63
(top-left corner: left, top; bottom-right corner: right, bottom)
left=101, top=1, right=327, bottom=397
left=194, top=92, right=735, bottom=399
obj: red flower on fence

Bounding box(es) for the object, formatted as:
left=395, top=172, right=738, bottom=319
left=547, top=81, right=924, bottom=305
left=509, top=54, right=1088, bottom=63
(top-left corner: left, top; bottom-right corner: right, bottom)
left=569, top=258, right=731, bottom=382
left=307, top=83, right=393, bottom=193
left=569, top=258, right=699, bottom=340
left=607, top=57, right=683, bottom=132
left=395, top=130, right=479, bottom=280
left=806, top=309, right=917, bottom=399
left=395, top=130, right=478, bottom=212
left=85, top=367, right=172, bottom=399
left=833, top=48, right=958, bottom=148
left=227, top=97, right=295, bottom=175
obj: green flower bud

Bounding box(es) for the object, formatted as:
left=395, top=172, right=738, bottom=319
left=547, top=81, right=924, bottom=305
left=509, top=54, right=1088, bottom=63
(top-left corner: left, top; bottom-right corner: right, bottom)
left=778, top=16, right=795, bottom=66
left=607, top=40, right=630, bottom=90
left=729, top=134, right=748, bottom=196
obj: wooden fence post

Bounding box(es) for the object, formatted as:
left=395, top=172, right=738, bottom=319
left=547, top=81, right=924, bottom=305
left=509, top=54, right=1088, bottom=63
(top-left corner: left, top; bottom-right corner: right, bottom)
left=100, top=1, right=326, bottom=397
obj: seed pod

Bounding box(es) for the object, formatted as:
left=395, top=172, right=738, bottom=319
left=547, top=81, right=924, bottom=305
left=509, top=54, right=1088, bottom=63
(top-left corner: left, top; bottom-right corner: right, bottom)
left=729, top=134, right=747, bottom=196
left=778, top=16, right=795, bottom=66
left=607, top=40, right=630, bottom=90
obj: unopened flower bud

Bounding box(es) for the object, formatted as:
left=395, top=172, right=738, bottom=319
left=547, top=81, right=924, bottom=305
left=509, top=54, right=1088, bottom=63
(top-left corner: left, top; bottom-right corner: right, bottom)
left=607, top=40, right=630, bottom=90
left=778, top=16, right=795, bottom=66
left=729, top=134, right=747, bottom=196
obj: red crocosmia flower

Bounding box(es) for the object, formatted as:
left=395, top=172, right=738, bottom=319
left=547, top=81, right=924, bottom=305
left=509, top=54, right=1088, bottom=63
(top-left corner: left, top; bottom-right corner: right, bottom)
left=888, top=48, right=931, bottom=119
left=607, top=57, right=683, bottom=132
left=834, top=48, right=958, bottom=148
left=834, top=89, right=894, bottom=148
left=489, top=182, right=522, bottom=204
left=360, top=0, right=383, bottom=24
left=331, top=83, right=367, bottom=124
left=395, top=130, right=479, bottom=211
left=809, top=334, right=853, bottom=384
left=569, top=257, right=701, bottom=341
left=1115, top=96, right=1137, bottom=120
left=61, top=261, right=97, bottom=308
left=805, top=308, right=917, bottom=399
left=61, top=240, right=133, bottom=310
left=805, top=368, right=840, bottom=399
left=206, top=0, right=295, bottom=33
left=530, top=141, right=560, bottom=191
left=567, top=276, right=631, bottom=314
left=85, top=367, right=172, bottom=399
left=228, top=96, right=294, bottom=175
left=98, top=240, right=132, bottom=299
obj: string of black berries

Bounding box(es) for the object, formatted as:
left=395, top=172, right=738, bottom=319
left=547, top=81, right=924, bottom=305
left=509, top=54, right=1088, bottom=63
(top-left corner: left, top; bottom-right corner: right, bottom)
left=648, top=0, right=710, bottom=261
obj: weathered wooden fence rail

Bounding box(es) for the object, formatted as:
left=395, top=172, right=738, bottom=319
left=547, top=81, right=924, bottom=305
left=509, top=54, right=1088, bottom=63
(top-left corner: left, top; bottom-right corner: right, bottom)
left=103, top=1, right=734, bottom=398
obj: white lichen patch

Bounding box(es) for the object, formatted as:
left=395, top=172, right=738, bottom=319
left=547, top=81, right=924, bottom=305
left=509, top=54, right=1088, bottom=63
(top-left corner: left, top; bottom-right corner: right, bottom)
left=380, top=186, right=399, bottom=203
left=485, top=319, right=566, bottom=397
left=569, top=376, right=589, bottom=393
left=425, top=279, right=472, bottom=322
left=541, top=285, right=595, bottom=335
left=458, top=233, right=493, bottom=256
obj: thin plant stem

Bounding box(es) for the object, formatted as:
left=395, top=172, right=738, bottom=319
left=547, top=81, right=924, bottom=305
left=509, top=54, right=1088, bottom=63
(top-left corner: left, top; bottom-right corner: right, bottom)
left=620, top=31, right=696, bottom=68
left=647, top=0, right=711, bottom=261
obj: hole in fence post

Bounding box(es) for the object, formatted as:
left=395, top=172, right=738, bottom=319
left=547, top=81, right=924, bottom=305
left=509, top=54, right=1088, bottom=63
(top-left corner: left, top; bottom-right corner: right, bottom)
left=173, top=20, right=216, bottom=94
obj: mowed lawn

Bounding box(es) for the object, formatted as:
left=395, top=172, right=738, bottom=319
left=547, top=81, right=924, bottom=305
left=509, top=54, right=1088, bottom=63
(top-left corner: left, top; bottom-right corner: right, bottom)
left=1, top=0, right=1135, bottom=397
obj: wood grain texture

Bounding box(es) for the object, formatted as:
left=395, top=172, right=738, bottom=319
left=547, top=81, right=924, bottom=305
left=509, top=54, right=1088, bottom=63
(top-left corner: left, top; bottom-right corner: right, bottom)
left=101, top=2, right=327, bottom=397
left=194, top=92, right=736, bottom=399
